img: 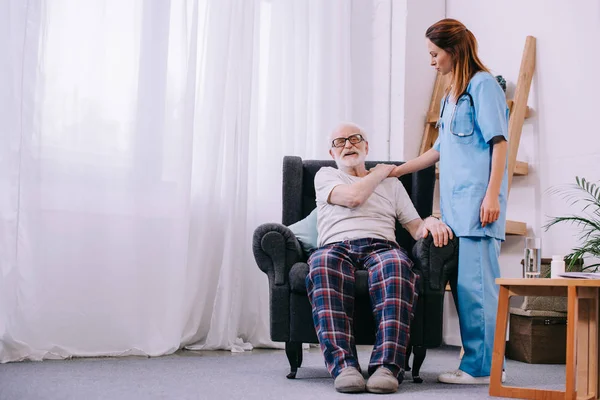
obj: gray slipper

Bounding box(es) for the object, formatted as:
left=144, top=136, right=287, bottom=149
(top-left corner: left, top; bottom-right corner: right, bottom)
left=366, top=367, right=399, bottom=394
left=334, top=367, right=366, bottom=393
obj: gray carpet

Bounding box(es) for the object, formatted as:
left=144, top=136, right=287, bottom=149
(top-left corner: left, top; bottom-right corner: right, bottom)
left=0, top=345, right=565, bottom=400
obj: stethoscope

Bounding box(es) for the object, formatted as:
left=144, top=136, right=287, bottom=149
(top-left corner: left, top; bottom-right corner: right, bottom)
left=436, top=92, right=475, bottom=137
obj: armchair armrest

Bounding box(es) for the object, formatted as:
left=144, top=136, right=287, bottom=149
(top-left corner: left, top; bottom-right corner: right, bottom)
left=252, top=223, right=305, bottom=342
left=412, top=234, right=459, bottom=293
left=409, top=234, right=459, bottom=349
left=252, top=223, right=304, bottom=285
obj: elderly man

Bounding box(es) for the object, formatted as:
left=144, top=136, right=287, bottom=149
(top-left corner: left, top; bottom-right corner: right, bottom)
left=306, top=123, right=453, bottom=394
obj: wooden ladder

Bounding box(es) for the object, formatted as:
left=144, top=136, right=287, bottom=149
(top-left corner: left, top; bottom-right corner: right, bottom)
left=421, top=36, right=536, bottom=236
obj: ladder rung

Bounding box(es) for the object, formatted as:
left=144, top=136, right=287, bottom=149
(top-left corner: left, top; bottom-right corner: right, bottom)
left=507, top=100, right=531, bottom=119
left=427, top=100, right=530, bottom=125
left=514, top=161, right=528, bottom=176
left=431, top=212, right=527, bottom=236
left=436, top=160, right=528, bottom=178
left=426, top=111, right=438, bottom=124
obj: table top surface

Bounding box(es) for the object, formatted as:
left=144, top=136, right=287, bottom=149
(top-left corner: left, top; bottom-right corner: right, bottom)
left=496, top=278, right=600, bottom=287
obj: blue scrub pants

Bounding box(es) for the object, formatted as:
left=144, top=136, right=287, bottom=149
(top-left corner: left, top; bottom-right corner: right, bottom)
left=457, top=237, right=501, bottom=377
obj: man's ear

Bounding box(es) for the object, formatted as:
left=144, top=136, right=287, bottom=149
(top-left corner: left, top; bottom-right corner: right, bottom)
left=329, top=149, right=335, bottom=159
left=365, top=141, right=369, bottom=155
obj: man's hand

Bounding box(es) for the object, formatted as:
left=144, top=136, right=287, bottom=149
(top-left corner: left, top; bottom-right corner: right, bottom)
left=422, top=216, right=454, bottom=247
left=369, top=163, right=396, bottom=177
left=480, top=194, right=500, bottom=227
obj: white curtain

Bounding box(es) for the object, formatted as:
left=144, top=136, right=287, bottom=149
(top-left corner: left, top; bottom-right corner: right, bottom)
left=252, top=0, right=355, bottom=222
left=0, top=0, right=358, bottom=362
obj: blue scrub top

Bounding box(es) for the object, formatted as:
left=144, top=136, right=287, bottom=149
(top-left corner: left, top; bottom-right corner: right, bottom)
left=433, top=71, right=509, bottom=240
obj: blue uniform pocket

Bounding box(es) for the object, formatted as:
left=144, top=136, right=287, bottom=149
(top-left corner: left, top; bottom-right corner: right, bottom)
left=450, top=96, right=475, bottom=145
left=450, top=185, right=486, bottom=236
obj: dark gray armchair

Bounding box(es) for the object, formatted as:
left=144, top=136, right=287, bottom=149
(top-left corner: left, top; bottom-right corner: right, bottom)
left=252, top=156, right=458, bottom=382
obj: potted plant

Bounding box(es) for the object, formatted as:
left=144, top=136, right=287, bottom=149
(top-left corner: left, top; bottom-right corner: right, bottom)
left=544, top=176, right=600, bottom=273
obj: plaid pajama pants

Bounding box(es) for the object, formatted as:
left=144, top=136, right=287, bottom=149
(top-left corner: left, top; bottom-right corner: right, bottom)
left=306, top=238, right=419, bottom=378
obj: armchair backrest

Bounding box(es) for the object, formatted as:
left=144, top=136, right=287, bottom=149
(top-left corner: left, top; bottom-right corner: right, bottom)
left=282, top=156, right=436, bottom=253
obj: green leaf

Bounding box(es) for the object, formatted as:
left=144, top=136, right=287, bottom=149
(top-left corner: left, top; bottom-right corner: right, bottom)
left=545, top=176, right=600, bottom=272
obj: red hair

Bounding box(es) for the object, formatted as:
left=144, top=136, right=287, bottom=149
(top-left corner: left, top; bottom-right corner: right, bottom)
left=426, top=19, right=489, bottom=100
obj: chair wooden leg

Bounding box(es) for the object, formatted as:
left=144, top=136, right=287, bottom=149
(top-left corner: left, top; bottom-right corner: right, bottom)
left=404, top=345, right=412, bottom=371
left=297, top=344, right=303, bottom=368
left=351, top=343, right=358, bottom=359
left=285, top=341, right=302, bottom=379
left=410, top=346, right=426, bottom=383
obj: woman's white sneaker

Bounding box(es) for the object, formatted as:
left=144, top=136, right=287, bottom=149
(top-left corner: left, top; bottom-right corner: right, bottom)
left=437, top=369, right=506, bottom=384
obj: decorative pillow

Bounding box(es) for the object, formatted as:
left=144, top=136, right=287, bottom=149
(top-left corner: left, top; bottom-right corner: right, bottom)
left=288, top=208, right=318, bottom=253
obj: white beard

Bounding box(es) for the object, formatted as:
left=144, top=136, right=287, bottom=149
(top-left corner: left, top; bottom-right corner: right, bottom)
left=334, top=153, right=365, bottom=169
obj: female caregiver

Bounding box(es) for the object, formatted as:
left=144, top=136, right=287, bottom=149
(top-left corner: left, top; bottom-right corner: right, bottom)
left=391, top=18, right=509, bottom=385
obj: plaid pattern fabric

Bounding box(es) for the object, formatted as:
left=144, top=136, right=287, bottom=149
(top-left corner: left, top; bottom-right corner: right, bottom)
left=306, top=238, right=419, bottom=378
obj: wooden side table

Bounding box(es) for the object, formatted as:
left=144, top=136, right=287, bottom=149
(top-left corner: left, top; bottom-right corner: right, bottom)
left=490, top=278, right=599, bottom=400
